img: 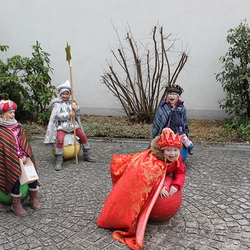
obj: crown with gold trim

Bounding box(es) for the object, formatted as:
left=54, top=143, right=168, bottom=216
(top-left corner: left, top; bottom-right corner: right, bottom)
left=156, top=128, right=184, bottom=149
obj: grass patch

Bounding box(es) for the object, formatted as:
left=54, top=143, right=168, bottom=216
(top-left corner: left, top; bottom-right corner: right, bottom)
left=81, top=115, right=152, bottom=139
left=21, top=115, right=249, bottom=143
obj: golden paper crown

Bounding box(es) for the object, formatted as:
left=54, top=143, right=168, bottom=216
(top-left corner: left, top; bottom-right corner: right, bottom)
left=156, top=128, right=184, bottom=149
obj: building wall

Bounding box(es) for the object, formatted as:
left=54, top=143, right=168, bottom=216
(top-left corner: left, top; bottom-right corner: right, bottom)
left=1, top=0, right=250, bottom=120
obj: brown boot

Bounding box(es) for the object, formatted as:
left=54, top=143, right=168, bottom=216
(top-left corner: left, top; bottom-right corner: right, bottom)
left=11, top=193, right=26, bottom=217
left=29, top=188, right=41, bottom=210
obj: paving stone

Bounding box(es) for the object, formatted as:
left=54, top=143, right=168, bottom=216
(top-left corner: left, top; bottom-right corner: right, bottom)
left=0, top=139, right=249, bottom=249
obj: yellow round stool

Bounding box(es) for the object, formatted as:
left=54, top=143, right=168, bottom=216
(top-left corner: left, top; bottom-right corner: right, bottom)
left=52, top=144, right=81, bottom=160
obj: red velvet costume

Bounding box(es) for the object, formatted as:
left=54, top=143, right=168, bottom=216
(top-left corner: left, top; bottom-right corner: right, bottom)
left=97, top=148, right=186, bottom=250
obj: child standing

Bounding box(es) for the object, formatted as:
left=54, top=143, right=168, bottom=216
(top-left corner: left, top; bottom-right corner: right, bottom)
left=97, top=128, right=186, bottom=250
left=0, top=100, right=41, bottom=217
left=151, top=84, right=194, bottom=155
left=44, top=80, right=95, bottom=170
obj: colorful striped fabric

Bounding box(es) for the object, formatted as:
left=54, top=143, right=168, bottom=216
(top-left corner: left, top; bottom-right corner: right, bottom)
left=0, top=124, right=36, bottom=195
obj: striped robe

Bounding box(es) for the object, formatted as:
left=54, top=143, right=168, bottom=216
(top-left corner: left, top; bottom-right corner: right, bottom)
left=0, top=124, right=36, bottom=195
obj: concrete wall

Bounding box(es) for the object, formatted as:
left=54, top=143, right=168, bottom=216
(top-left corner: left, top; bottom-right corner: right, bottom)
left=1, top=0, right=250, bottom=120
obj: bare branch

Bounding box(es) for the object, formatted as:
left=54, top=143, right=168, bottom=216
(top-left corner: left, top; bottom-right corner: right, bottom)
left=102, top=25, right=188, bottom=123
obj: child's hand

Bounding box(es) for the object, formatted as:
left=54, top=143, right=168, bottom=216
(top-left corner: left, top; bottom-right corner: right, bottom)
left=160, top=186, right=178, bottom=198
left=160, top=186, right=169, bottom=198
left=71, top=103, right=78, bottom=110
left=69, top=111, right=75, bottom=118
left=169, top=186, right=178, bottom=196
left=21, top=156, right=27, bottom=164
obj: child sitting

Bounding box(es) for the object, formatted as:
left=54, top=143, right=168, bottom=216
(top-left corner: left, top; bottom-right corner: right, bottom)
left=151, top=84, right=194, bottom=155
left=0, top=100, right=41, bottom=217
left=44, top=80, right=95, bottom=170
left=97, top=128, right=186, bottom=250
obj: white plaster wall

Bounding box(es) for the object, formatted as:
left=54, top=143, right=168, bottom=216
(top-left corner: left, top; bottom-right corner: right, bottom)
left=1, top=0, right=250, bottom=119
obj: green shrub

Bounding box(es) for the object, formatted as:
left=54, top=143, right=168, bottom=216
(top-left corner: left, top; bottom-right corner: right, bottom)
left=0, top=41, right=56, bottom=123
left=237, top=122, right=250, bottom=141
left=216, top=20, right=250, bottom=127
left=220, top=123, right=233, bottom=137
left=220, top=121, right=250, bottom=142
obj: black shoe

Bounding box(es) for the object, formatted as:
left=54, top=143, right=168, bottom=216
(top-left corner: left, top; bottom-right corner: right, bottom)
left=188, top=147, right=194, bottom=155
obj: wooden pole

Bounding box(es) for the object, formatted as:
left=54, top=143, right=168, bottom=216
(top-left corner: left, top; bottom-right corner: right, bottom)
left=66, top=43, right=78, bottom=164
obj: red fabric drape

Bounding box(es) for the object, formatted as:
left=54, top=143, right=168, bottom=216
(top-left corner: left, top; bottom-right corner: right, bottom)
left=97, top=149, right=185, bottom=250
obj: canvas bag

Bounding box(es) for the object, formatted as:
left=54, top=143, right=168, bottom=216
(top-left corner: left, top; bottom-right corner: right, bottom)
left=19, top=157, right=39, bottom=185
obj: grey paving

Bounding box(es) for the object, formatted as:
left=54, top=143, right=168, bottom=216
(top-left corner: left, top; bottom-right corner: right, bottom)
left=0, top=138, right=250, bottom=250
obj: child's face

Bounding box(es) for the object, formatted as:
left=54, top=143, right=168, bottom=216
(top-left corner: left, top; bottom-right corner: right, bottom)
left=163, top=147, right=180, bottom=162
left=60, top=91, right=70, bottom=101
left=167, top=92, right=179, bottom=106
left=3, top=111, right=15, bottom=122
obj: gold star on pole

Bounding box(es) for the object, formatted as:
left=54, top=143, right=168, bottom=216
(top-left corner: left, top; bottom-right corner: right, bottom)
left=65, top=42, right=72, bottom=64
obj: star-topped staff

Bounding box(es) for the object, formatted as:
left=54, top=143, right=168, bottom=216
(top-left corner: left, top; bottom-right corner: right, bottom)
left=65, top=42, right=78, bottom=164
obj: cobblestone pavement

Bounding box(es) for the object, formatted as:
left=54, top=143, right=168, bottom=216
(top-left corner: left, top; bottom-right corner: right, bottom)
left=0, top=138, right=250, bottom=250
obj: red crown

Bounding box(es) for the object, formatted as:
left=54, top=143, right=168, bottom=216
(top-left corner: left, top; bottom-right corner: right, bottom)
left=0, top=100, right=17, bottom=114
left=156, top=128, right=184, bottom=149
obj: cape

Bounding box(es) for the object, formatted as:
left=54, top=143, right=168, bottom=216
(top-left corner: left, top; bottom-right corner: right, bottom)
left=97, top=149, right=185, bottom=250
left=0, top=124, right=36, bottom=195
left=44, top=98, right=83, bottom=149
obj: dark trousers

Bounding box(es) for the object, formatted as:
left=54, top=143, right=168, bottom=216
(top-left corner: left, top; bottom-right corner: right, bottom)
left=11, top=180, right=37, bottom=195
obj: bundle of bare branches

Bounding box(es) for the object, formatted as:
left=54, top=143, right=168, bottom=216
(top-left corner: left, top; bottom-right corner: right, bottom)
left=102, top=25, right=188, bottom=123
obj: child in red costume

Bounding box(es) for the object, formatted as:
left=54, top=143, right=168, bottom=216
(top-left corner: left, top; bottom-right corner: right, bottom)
left=97, top=128, right=186, bottom=250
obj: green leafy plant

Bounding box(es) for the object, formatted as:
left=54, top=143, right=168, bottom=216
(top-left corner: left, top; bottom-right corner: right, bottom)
left=216, top=20, right=250, bottom=127
left=236, top=122, right=250, bottom=141
left=219, top=122, right=250, bottom=142
left=0, top=45, right=9, bottom=52
left=0, top=41, right=56, bottom=123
